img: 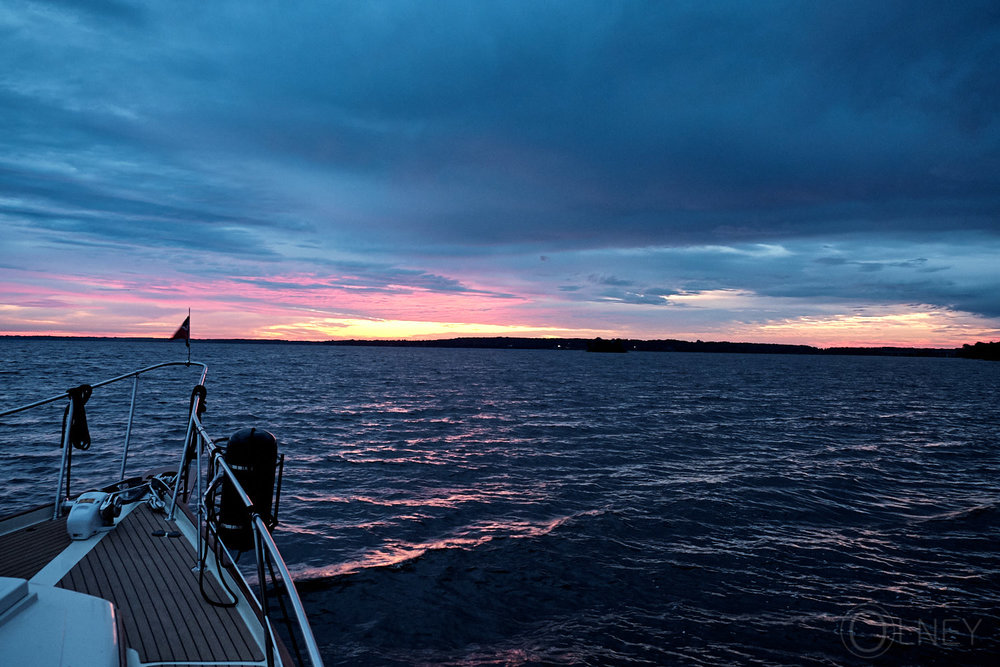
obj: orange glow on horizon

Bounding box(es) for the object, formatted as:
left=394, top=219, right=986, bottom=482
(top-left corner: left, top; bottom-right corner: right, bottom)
left=2, top=271, right=998, bottom=348
left=251, top=317, right=604, bottom=341
left=4, top=310, right=995, bottom=349
left=729, top=309, right=1000, bottom=348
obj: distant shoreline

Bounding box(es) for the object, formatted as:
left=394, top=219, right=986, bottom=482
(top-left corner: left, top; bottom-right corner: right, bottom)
left=4, top=334, right=997, bottom=359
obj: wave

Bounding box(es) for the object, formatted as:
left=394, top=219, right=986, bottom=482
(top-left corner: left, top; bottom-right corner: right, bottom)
left=290, top=510, right=599, bottom=589
left=920, top=502, right=1000, bottom=524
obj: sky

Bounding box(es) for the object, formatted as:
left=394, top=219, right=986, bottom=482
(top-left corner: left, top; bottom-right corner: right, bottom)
left=1, top=0, right=998, bottom=346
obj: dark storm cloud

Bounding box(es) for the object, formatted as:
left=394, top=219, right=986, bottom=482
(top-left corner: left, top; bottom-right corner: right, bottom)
left=233, top=265, right=514, bottom=298
left=37, top=0, right=145, bottom=25
left=0, top=165, right=284, bottom=258
left=745, top=245, right=1000, bottom=318
left=5, top=0, right=998, bottom=249
left=589, top=275, right=634, bottom=287
left=218, top=0, right=997, bottom=248
left=2, top=0, right=999, bottom=338
left=548, top=239, right=1000, bottom=322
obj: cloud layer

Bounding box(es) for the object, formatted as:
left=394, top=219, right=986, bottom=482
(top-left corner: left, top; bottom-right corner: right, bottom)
left=1, top=1, right=998, bottom=345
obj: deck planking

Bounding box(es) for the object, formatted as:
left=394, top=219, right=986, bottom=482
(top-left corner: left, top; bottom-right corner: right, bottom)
left=0, top=515, right=70, bottom=580
left=57, top=502, right=265, bottom=664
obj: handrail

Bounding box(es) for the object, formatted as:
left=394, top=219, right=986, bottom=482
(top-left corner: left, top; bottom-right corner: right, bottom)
left=2, top=359, right=322, bottom=667
left=2, top=360, right=208, bottom=520
left=189, top=416, right=324, bottom=667
left=0, top=361, right=208, bottom=418
left=52, top=399, right=75, bottom=519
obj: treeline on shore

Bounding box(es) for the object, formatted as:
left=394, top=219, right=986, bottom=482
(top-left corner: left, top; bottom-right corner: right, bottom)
left=323, top=336, right=1000, bottom=359
left=956, top=341, right=1000, bottom=361
left=4, top=335, right=999, bottom=359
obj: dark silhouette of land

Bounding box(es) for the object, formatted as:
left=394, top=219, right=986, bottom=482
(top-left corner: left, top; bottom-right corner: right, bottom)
left=956, top=341, right=1000, bottom=361
left=4, top=335, right=999, bottom=359
left=586, top=337, right=628, bottom=353
left=321, top=336, right=966, bottom=357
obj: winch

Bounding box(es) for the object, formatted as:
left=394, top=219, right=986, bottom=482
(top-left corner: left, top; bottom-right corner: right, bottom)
left=66, top=491, right=121, bottom=540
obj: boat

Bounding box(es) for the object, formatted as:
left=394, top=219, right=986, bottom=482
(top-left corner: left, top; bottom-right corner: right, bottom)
left=586, top=337, right=628, bottom=353
left=0, top=360, right=323, bottom=666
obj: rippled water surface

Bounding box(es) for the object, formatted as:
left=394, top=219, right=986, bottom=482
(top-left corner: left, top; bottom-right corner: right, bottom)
left=2, top=339, right=999, bottom=665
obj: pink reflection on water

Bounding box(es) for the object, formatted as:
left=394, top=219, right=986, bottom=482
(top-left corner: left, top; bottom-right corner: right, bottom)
left=292, top=512, right=594, bottom=581
left=296, top=484, right=546, bottom=510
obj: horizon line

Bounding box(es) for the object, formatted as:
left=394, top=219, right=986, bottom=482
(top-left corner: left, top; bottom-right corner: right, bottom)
left=2, top=333, right=993, bottom=352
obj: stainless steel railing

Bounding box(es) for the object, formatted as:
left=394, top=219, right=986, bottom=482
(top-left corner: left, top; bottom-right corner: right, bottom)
left=0, top=361, right=207, bottom=519
left=175, top=407, right=324, bottom=667
left=1, top=361, right=323, bottom=667
left=193, top=439, right=323, bottom=667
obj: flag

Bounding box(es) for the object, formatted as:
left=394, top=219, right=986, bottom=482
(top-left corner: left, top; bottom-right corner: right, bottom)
left=171, top=315, right=190, bottom=345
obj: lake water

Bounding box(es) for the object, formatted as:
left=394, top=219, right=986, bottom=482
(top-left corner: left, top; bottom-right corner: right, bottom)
left=1, top=339, right=998, bottom=665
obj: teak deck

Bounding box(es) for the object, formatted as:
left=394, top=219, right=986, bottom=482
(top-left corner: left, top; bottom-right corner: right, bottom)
left=1, top=503, right=265, bottom=665
left=0, top=515, right=70, bottom=580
